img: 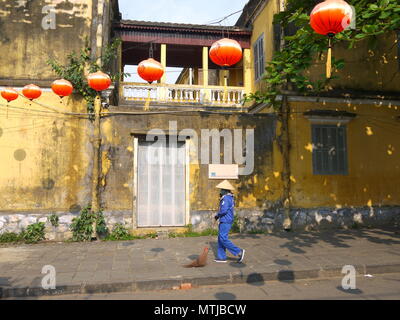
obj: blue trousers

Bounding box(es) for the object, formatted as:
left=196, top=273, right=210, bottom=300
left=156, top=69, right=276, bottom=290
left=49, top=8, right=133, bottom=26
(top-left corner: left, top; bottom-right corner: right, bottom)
left=217, top=222, right=241, bottom=260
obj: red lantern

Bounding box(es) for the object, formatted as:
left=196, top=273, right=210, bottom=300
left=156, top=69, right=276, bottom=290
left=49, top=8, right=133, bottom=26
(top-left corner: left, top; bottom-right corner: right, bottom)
left=87, top=71, right=111, bottom=91
left=310, top=0, right=353, bottom=78
left=22, top=84, right=42, bottom=100
left=1, top=87, right=19, bottom=102
left=209, top=38, right=243, bottom=67
left=51, top=79, right=73, bottom=97
left=310, top=0, right=352, bottom=36
left=137, top=58, right=165, bottom=84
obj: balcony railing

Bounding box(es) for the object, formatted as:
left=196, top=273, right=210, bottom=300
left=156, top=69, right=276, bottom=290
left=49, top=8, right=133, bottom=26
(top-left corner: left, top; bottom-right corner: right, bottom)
left=120, top=83, right=245, bottom=107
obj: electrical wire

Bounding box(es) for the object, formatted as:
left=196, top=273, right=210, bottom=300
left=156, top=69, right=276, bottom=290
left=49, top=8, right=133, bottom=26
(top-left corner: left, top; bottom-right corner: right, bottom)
left=0, top=102, right=91, bottom=117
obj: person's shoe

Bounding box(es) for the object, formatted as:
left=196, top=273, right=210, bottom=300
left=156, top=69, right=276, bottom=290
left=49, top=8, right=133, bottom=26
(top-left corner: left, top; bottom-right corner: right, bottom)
left=237, top=249, right=245, bottom=263
left=214, top=259, right=227, bottom=263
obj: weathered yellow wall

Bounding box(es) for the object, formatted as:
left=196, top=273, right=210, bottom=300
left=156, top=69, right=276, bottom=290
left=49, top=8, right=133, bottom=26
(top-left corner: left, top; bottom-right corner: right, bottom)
left=289, top=100, right=400, bottom=208
left=250, top=3, right=399, bottom=93
left=100, top=111, right=280, bottom=213
left=307, top=33, right=400, bottom=93
left=250, top=0, right=279, bottom=94
left=0, top=0, right=93, bottom=82
left=0, top=93, right=92, bottom=212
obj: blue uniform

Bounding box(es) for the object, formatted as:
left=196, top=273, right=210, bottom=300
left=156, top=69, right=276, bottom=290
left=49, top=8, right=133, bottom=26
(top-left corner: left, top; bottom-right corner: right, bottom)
left=216, top=194, right=241, bottom=260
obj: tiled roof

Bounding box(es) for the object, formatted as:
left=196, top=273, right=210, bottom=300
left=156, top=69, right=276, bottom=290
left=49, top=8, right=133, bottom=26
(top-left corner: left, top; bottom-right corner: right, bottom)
left=116, top=20, right=252, bottom=34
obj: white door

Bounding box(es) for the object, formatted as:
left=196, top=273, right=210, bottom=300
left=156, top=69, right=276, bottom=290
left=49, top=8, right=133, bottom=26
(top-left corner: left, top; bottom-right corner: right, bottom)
left=137, top=139, right=186, bottom=227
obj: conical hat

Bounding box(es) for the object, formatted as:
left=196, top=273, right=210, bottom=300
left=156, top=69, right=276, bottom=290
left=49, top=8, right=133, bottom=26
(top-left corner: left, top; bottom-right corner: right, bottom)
left=216, top=180, right=235, bottom=191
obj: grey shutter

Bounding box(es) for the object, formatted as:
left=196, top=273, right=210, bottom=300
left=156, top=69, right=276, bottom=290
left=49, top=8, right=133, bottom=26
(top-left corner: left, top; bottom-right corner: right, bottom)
left=312, top=125, right=348, bottom=175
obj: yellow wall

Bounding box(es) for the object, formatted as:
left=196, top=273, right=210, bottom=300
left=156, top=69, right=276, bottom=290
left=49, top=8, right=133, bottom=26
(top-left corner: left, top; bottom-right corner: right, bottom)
left=0, top=0, right=93, bottom=82
left=250, top=0, right=279, bottom=94
left=250, top=3, right=400, bottom=93
left=0, top=93, right=92, bottom=212
left=289, top=100, right=400, bottom=208
left=307, top=33, right=400, bottom=93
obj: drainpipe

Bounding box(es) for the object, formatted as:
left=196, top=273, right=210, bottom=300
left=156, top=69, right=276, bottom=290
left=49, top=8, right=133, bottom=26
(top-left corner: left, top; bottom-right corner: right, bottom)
left=91, top=95, right=102, bottom=239
left=279, top=0, right=292, bottom=231
left=281, top=95, right=292, bottom=231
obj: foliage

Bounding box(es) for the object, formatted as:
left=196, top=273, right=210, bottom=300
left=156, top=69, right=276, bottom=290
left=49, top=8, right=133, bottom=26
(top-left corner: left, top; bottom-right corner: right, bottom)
left=48, top=214, right=59, bottom=227
left=105, top=223, right=134, bottom=241
left=169, top=228, right=219, bottom=238
left=0, top=232, right=22, bottom=243
left=47, top=38, right=126, bottom=115
left=246, top=0, right=400, bottom=108
left=21, top=222, right=46, bottom=244
left=70, top=205, right=109, bottom=242
left=231, top=216, right=241, bottom=233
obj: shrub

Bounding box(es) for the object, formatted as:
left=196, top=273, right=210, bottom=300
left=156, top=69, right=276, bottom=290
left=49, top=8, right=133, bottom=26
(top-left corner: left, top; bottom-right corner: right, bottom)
left=106, top=223, right=133, bottom=241
left=0, top=232, right=22, bottom=243
left=21, top=222, right=46, bottom=244
left=70, top=205, right=109, bottom=242
left=48, top=214, right=59, bottom=227
left=231, top=216, right=241, bottom=233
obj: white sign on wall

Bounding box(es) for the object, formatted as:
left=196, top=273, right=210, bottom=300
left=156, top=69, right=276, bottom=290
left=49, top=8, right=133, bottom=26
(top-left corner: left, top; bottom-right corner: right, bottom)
left=208, top=164, right=239, bottom=180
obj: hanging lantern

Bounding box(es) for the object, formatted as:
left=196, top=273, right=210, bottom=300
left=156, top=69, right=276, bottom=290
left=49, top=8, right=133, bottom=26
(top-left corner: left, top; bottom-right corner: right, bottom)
left=22, top=84, right=42, bottom=100
left=1, top=87, right=19, bottom=102
left=310, top=0, right=353, bottom=78
left=51, top=79, right=73, bottom=98
left=87, top=71, right=111, bottom=91
left=137, top=58, right=165, bottom=84
left=209, top=38, right=243, bottom=67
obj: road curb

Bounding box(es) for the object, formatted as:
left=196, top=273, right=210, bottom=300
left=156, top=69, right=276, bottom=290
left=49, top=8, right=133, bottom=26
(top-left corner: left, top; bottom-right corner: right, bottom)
left=2, top=263, right=400, bottom=298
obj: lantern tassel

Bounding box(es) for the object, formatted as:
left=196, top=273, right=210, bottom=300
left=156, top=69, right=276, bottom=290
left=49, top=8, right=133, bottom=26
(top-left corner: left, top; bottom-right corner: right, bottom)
left=326, top=37, right=332, bottom=79
left=144, top=88, right=151, bottom=111
left=223, top=69, right=228, bottom=103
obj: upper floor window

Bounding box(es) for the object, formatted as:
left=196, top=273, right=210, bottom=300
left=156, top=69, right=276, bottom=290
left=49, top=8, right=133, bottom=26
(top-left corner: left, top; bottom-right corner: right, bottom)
left=253, top=34, right=265, bottom=81
left=312, top=124, right=348, bottom=175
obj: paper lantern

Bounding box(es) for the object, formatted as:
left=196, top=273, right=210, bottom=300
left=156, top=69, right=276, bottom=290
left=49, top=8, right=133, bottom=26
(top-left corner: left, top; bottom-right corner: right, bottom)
left=310, top=0, right=353, bottom=78
left=52, top=79, right=73, bottom=97
left=1, top=88, right=19, bottom=102
left=137, top=58, right=165, bottom=84
left=22, top=84, right=42, bottom=100
left=209, top=38, right=243, bottom=67
left=87, top=71, right=111, bottom=91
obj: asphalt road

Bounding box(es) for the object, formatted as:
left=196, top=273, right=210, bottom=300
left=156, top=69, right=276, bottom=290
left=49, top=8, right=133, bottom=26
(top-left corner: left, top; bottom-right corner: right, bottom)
left=14, top=272, right=400, bottom=300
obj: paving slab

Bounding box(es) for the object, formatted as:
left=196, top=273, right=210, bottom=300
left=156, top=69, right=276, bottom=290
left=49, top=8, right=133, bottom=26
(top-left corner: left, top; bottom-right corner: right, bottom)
left=1, top=226, right=400, bottom=298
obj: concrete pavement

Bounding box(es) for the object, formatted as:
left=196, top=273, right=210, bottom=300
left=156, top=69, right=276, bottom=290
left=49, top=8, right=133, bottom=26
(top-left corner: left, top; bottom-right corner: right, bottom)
left=17, top=273, right=400, bottom=300
left=1, top=226, right=400, bottom=298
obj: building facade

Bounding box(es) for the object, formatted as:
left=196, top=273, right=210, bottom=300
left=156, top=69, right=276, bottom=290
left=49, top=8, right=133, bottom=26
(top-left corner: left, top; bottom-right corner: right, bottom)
left=0, top=0, right=399, bottom=240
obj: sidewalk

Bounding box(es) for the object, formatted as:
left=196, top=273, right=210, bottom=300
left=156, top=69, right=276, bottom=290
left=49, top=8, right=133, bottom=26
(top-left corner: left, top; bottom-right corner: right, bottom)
left=1, top=226, right=400, bottom=298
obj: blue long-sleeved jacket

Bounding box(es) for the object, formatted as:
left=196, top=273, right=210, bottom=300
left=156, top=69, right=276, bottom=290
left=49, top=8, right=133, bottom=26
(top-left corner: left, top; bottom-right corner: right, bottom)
left=217, top=193, right=235, bottom=224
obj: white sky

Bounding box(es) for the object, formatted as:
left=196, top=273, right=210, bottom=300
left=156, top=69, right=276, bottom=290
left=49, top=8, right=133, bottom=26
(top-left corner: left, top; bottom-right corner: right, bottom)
left=118, top=0, right=249, bottom=83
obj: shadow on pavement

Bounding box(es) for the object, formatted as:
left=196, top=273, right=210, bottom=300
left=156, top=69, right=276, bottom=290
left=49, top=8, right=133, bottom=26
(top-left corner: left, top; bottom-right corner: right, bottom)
left=246, top=273, right=265, bottom=286
left=215, top=292, right=237, bottom=300
left=336, top=286, right=363, bottom=295
left=268, top=226, right=400, bottom=254
left=277, top=270, right=295, bottom=283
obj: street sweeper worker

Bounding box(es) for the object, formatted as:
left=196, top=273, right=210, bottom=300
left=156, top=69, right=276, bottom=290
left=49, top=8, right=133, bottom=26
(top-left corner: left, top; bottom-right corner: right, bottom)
left=214, top=180, right=245, bottom=263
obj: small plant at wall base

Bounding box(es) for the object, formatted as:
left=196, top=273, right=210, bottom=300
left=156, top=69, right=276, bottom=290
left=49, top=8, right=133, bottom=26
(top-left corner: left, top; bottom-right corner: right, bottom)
left=70, top=205, right=109, bottom=242
left=48, top=214, right=59, bottom=227
left=0, top=232, right=22, bottom=244
left=47, top=38, right=129, bottom=116
left=21, top=222, right=46, bottom=244
left=105, top=223, right=136, bottom=241
left=246, top=0, right=400, bottom=108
